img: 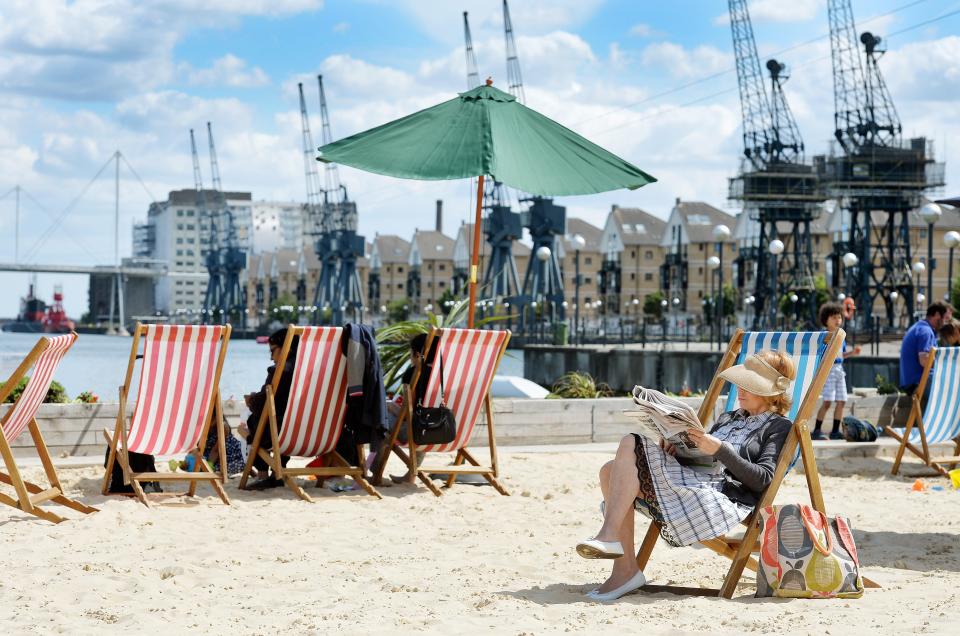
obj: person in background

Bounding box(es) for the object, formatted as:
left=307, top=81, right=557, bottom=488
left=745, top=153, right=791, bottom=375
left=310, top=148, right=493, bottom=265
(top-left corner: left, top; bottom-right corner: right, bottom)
left=811, top=302, right=860, bottom=441
left=238, top=328, right=298, bottom=490
left=900, top=302, right=953, bottom=396
left=939, top=320, right=960, bottom=346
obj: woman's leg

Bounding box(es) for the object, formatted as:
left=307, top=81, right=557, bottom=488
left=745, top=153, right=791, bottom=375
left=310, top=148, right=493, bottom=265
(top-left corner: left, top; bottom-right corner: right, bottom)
left=594, top=437, right=643, bottom=592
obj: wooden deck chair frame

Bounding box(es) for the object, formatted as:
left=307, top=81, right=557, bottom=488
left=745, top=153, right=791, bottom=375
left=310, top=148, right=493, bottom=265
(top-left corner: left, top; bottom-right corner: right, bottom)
left=886, top=346, right=960, bottom=477
left=0, top=332, right=98, bottom=524
left=237, top=326, right=381, bottom=501
left=372, top=327, right=511, bottom=497
left=102, top=323, right=232, bottom=506
left=634, top=328, right=879, bottom=598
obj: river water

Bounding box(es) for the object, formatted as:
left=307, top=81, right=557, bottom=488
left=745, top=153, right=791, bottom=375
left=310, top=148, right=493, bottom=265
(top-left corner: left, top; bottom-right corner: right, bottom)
left=0, top=332, right=523, bottom=401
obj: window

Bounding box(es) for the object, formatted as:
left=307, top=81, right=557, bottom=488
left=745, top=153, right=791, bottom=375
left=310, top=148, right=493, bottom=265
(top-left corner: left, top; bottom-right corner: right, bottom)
left=427, top=263, right=433, bottom=271
left=177, top=210, right=184, bottom=217
left=177, top=224, right=184, bottom=230
left=176, top=238, right=184, bottom=244
left=585, top=277, right=592, bottom=284
left=397, top=266, right=404, bottom=273
left=187, top=210, right=195, bottom=217
left=438, top=264, right=446, bottom=271
left=645, top=250, right=653, bottom=260
left=698, top=267, right=703, bottom=275
left=698, top=290, right=703, bottom=298
left=176, top=261, right=183, bottom=267
left=644, top=272, right=653, bottom=281
left=920, top=229, right=928, bottom=239
left=585, top=257, right=593, bottom=265
left=176, top=249, right=183, bottom=256
left=630, top=273, right=635, bottom=281
left=187, top=224, right=195, bottom=231
left=187, top=238, right=195, bottom=244
left=397, top=283, right=403, bottom=289
left=630, top=250, right=636, bottom=259
left=439, top=281, right=446, bottom=288
left=698, top=244, right=704, bottom=252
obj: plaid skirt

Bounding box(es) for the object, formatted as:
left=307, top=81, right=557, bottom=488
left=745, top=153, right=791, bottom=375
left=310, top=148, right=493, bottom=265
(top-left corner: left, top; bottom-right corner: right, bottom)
left=632, top=434, right=751, bottom=547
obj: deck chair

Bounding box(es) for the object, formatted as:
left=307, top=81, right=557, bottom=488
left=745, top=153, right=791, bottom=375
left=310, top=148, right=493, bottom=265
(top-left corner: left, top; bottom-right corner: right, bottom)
left=237, top=326, right=381, bottom=501
left=0, top=332, right=97, bottom=523
left=372, top=327, right=511, bottom=497
left=886, top=346, right=960, bottom=477
left=102, top=324, right=232, bottom=506
left=635, top=328, right=878, bottom=597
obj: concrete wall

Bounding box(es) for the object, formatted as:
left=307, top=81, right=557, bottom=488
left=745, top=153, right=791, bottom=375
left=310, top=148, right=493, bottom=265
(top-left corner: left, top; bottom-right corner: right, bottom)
left=523, top=345, right=903, bottom=394
left=8, top=393, right=919, bottom=458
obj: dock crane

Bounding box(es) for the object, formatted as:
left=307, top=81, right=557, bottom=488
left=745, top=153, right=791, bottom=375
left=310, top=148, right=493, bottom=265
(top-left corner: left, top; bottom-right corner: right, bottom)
left=819, top=0, right=944, bottom=326
left=463, top=10, right=524, bottom=321
left=191, top=128, right=222, bottom=323
left=726, top=0, right=822, bottom=329
left=206, top=122, right=247, bottom=326
left=298, top=81, right=330, bottom=322
left=317, top=75, right=365, bottom=325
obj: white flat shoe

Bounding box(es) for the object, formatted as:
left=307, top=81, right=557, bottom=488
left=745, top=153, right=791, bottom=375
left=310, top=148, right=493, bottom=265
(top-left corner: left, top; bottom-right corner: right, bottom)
left=586, top=570, right=647, bottom=602
left=576, top=538, right=624, bottom=559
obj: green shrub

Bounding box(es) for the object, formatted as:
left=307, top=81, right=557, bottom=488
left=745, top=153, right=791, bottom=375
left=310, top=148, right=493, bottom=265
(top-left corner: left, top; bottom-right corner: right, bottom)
left=875, top=374, right=899, bottom=395
left=548, top=371, right=613, bottom=399
left=0, top=377, right=70, bottom=403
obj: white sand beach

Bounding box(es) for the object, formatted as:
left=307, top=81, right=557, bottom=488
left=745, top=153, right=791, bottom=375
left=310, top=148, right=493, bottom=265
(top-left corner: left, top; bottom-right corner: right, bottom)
left=1, top=450, right=959, bottom=635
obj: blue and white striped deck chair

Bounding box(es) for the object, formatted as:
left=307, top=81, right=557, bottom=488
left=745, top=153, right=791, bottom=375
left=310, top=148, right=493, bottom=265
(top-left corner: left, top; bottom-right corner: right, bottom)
left=887, top=347, right=960, bottom=477
left=636, top=328, right=851, bottom=599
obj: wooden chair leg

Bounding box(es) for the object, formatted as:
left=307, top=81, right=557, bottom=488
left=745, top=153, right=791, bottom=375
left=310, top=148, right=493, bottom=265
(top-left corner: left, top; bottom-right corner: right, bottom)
left=101, top=427, right=120, bottom=495
left=284, top=476, right=314, bottom=503
left=636, top=520, right=661, bottom=570
left=444, top=451, right=465, bottom=489
left=459, top=448, right=509, bottom=496
left=330, top=453, right=382, bottom=499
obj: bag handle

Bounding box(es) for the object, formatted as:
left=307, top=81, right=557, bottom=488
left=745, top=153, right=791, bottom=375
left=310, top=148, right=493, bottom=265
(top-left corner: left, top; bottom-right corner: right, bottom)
left=800, top=505, right=834, bottom=556
left=415, top=335, right=446, bottom=408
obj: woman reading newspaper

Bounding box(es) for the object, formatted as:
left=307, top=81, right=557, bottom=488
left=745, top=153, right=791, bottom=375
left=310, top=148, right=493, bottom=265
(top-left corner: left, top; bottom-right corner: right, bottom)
left=575, top=350, right=795, bottom=601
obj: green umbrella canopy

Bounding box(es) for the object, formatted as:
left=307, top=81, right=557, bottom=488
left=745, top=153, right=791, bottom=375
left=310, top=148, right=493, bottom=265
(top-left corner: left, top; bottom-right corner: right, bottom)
left=317, top=83, right=656, bottom=196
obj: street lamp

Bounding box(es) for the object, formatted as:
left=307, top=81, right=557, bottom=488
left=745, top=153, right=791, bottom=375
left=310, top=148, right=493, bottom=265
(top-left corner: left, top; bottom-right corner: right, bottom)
left=945, top=230, right=960, bottom=303
left=768, top=239, right=785, bottom=329
left=572, top=234, right=586, bottom=345
left=707, top=255, right=720, bottom=347
left=920, top=202, right=942, bottom=302
left=713, top=224, right=731, bottom=349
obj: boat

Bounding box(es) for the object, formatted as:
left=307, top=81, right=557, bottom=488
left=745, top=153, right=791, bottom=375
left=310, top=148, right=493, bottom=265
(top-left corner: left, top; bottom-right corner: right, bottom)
left=2, top=284, right=76, bottom=334
left=255, top=335, right=269, bottom=344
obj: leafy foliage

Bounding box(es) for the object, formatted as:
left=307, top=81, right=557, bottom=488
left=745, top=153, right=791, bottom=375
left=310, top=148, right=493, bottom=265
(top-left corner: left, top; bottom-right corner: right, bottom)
left=375, top=298, right=506, bottom=392
left=643, top=291, right=665, bottom=318
left=952, top=278, right=960, bottom=311
left=75, top=391, right=99, bottom=404
left=386, top=299, right=410, bottom=323
left=268, top=294, right=300, bottom=325
left=548, top=371, right=613, bottom=399
left=0, top=377, right=70, bottom=404
left=875, top=374, right=900, bottom=395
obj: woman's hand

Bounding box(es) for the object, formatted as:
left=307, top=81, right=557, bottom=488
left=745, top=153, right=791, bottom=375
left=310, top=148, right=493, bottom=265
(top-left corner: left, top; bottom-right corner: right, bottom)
left=659, top=438, right=677, bottom=456
left=686, top=428, right=722, bottom=455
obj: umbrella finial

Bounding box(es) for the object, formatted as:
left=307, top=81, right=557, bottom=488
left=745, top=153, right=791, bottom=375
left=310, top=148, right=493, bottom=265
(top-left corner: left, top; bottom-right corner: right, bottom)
left=485, top=77, right=493, bottom=86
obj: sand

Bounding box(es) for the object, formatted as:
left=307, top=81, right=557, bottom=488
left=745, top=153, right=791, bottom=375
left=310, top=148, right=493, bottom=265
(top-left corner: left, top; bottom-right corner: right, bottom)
left=1, top=450, right=959, bottom=635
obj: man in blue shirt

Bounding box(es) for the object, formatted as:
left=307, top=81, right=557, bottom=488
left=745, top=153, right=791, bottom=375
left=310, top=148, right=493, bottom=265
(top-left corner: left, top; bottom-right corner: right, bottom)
left=900, top=301, right=953, bottom=395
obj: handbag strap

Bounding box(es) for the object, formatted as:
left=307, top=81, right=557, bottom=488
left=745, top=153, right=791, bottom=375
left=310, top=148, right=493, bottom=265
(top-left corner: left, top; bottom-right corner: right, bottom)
left=415, top=338, right=446, bottom=407
left=799, top=505, right=834, bottom=556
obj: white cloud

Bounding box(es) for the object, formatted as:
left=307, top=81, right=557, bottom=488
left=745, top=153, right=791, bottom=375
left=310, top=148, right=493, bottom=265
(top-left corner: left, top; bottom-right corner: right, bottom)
left=629, top=23, right=660, bottom=38
left=333, top=21, right=350, bottom=33
left=640, top=42, right=732, bottom=78
left=713, top=0, right=821, bottom=26
left=186, top=54, right=271, bottom=88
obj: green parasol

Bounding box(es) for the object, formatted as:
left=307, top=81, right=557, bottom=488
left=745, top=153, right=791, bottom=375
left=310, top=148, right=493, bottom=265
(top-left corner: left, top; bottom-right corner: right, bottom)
left=318, top=80, right=656, bottom=325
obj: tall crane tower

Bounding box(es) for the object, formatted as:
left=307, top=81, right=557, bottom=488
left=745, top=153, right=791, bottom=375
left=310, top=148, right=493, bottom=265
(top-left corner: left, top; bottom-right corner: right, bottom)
left=819, top=0, right=944, bottom=325
left=317, top=75, right=365, bottom=325
left=298, top=81, right=330, bottom=321
left=726, top=0, right=822, bottom=329
left=192, top=129, right=222, bottom=323
left=206, top=122, right=247, bottom=326
left=502, top=0, right=566, bottom=325
left=462, top=10, right=524, bottom=317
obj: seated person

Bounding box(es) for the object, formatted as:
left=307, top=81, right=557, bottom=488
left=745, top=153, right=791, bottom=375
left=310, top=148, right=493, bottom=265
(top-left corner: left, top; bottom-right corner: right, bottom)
left=374, top=333, right=434, bottom=483
left=575, top=350, right=796, bottom=601
left=939, top=320, right=960, bottom=346
left=171, top=418, right=245, bottom=477
left=239, top=328, right=299, bottom=490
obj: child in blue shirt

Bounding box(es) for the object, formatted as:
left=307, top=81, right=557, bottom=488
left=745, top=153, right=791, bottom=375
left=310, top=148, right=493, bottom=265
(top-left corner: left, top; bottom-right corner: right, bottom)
left=812, top=302, right=861, bottom=440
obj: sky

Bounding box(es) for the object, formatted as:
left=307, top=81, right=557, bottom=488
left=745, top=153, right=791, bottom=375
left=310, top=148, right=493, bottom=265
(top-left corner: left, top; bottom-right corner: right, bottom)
left=0, top=0, right=959, bottom=317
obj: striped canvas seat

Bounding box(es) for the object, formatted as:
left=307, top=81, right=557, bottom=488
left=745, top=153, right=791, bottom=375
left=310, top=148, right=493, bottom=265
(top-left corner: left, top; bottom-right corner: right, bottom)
left=415, top=328, right=510, bottom=453
left=0, top=332, right=98, bottom=524
left=276, top=326, right=348, bottom=458
left=888, top=346, right=960, bottom=477
left=126, top=325, right=228, bottom=456
left=2, top=334, right=74, bottom=445
left=373, top=327, right=512, bottom=497
left=723, top=331, right=829, bottom=421
left=102, top=323, right=232, bottom=506
left=238, top=326, right=380, bottom=501
left=896, top=347, right=960, bottom=444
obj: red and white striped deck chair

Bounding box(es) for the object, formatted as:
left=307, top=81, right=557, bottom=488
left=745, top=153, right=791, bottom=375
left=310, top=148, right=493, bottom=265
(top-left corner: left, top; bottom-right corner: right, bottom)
left=102, top=323, right=232, bottom=506
left=238, top=326, right=381, bottom=501
left=373, top=327, right=511, bottom=496
left=0, top=332, right=97, bottom=523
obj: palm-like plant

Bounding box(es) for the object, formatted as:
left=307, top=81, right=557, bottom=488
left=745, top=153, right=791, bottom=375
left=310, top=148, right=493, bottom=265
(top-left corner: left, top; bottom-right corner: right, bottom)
left=376, top=298, right=509, bottom=392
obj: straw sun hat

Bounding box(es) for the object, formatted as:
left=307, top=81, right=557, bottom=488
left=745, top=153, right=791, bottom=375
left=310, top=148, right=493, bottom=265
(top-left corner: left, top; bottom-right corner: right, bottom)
left=718, top=354, right=792, bottom=397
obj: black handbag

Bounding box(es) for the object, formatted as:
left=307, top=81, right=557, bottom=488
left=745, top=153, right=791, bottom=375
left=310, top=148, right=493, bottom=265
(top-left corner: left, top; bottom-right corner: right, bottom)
left=411, top=353, right=457, bottom=445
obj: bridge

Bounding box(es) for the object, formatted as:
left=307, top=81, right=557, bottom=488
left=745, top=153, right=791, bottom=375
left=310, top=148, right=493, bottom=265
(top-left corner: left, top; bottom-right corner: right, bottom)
left=0, top=262, right=205, bottom=278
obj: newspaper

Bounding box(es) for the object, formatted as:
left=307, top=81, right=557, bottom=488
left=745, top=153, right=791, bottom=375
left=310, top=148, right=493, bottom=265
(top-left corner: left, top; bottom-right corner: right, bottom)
left=623, top=386, right=714, bottom=464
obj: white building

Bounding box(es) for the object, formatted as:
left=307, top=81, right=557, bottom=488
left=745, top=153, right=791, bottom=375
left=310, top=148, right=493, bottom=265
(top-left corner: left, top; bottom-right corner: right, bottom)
left=133, top=189, right=253, bottom=314
left=251, top=200, right=308, bottom=253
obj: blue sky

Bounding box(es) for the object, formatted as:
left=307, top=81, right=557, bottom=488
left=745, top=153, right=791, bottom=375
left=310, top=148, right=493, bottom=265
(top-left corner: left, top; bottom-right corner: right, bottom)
left=1, top=0, right=958, bottom=316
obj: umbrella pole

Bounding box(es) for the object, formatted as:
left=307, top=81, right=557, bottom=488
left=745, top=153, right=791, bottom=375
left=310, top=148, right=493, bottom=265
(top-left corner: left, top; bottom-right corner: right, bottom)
left=468, top=174, right=485, bottom=329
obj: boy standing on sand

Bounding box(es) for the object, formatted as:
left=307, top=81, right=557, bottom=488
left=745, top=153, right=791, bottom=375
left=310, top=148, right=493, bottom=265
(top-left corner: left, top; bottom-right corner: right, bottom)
left=812, top=302, right=861, bottom=440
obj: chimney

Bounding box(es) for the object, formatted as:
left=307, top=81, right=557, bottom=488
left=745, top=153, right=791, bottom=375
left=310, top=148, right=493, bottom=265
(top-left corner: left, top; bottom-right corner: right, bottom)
left=675, top=197, right=681, bottom=207
left=435, top=199, right=443, bottom=233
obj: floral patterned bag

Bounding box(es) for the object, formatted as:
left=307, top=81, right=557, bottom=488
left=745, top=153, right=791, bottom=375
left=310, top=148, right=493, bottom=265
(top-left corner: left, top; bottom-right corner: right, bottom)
left=756, top=503, right=864, bottom=599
